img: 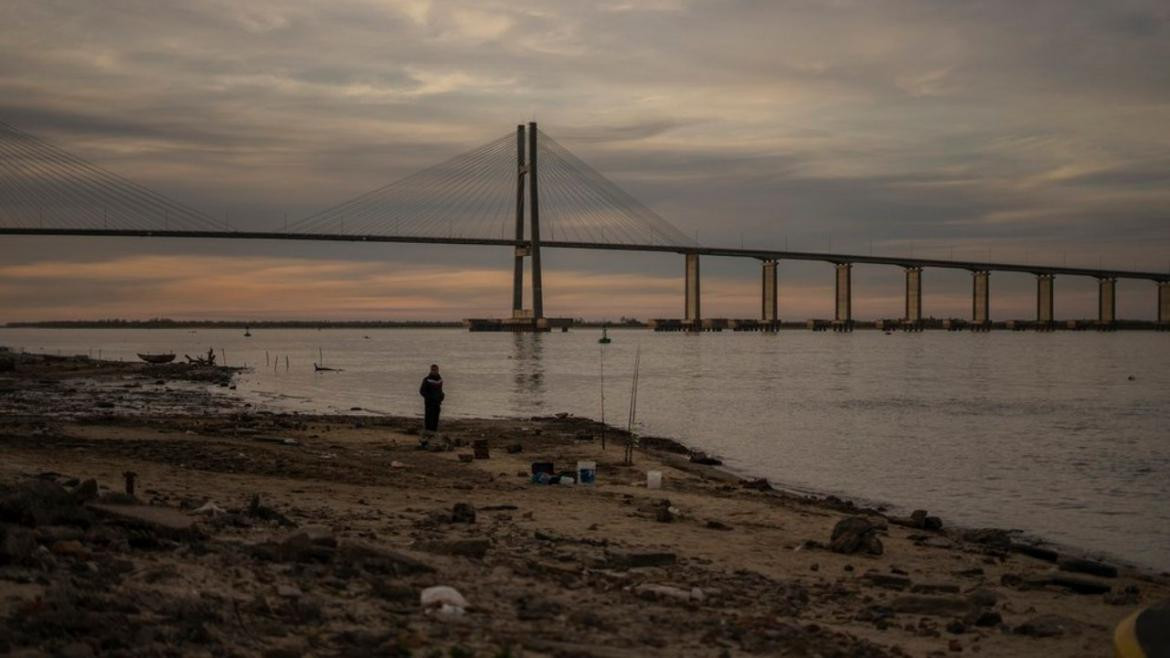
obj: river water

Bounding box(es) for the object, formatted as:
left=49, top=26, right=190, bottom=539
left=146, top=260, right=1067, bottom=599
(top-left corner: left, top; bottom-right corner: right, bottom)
left=3, top=327, right=1168, bottom=571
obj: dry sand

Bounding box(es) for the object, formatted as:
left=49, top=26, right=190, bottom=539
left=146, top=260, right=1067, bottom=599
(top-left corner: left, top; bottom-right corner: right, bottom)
left=0, top=351, right=1165, bottom=657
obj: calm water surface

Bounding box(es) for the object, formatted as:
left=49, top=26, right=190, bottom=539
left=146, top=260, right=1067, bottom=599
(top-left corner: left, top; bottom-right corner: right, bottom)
left=4, top=327, right=1168, bottom=571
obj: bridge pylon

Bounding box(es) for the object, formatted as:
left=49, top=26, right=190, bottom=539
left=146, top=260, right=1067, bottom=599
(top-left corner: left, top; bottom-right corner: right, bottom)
left=509, top=122, right=544, bottom=323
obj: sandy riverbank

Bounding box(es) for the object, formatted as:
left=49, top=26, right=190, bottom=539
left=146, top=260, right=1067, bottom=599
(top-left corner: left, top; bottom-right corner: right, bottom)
left=1, top=351, right=1165, bottom=657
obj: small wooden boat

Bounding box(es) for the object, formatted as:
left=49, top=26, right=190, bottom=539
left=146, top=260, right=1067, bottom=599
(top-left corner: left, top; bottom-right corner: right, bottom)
left=598, top=327, right=612, bottom=344
left=137, top=353, right=176, bottom=364
left=313, top=363, right=342, bottom=372
left=244, top=326, right=252, bottom=337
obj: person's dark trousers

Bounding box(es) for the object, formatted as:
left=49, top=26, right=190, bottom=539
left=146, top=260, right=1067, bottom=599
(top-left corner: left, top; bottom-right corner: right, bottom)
left=424, top=403, right=441, bottom=432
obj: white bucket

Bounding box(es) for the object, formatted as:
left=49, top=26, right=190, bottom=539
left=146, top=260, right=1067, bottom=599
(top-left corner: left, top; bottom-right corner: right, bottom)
left=577, top=460, right=597, bottom=485
left=646, top=470, right=662, bottom=489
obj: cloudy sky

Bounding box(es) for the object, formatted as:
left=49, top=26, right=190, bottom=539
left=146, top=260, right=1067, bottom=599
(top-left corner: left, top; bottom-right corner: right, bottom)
left=1, top=0, right=1168, bottom=321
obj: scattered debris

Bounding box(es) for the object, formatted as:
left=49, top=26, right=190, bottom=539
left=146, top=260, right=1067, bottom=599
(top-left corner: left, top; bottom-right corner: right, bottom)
left=420, top=586, right=468, bottom=616
left=190, top=501, right=226, bottom=516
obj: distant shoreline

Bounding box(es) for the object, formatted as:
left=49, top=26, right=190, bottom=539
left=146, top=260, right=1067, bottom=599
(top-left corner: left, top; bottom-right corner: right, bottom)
left=2, top=319, right=648, bottom=329
left=5, top=318, right=1166, bottom=331
left=3, top=320, right=463, bottom=329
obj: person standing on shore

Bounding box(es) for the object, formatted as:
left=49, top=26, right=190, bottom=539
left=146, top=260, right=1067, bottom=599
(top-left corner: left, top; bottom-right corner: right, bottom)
left=419, top=364, right=445, bottom=436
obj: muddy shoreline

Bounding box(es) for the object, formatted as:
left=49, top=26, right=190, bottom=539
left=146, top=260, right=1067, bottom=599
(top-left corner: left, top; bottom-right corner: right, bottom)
left=1, top=350, right=1166, bottom=657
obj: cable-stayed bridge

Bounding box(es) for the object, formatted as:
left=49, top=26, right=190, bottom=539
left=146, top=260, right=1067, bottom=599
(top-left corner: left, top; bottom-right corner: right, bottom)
left=1, top=120, right=1167, bottom=330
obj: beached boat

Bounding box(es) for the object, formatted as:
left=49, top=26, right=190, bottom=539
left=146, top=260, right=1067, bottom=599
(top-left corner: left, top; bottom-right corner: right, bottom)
left=137, top=352, right=176, bottom=364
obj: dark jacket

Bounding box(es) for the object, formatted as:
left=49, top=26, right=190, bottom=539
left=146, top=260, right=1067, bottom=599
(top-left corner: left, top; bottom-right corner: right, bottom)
left=419, top=374, right=445, bottom=405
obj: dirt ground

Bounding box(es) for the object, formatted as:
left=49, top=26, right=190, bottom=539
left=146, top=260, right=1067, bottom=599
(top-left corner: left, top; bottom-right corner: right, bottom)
left=0, top=351, right=1165, bottom=657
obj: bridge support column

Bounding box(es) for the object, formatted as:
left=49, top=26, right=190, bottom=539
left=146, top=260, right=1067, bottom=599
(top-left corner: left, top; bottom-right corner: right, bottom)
left=972, top=270, right=990, bottom=329
left=1036, top=273, right=1054, bottom=327
left=1097, top=277, right=1116, bottom=326
left=512, top=124, right=526, bottom=316
left=904, top=266, right=922, bottom=326
left=685, top=253, right=701, bottom=325
left=1159, top=281, right=1170, bottom=326
left=527, top=121, right=543, bottom=320
left=834, top=262, right=852, bottom=331
left=761, top=259, right=778, bottom=323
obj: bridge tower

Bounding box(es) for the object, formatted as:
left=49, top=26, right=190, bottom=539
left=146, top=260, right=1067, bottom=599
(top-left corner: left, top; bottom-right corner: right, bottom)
left=512, top=125, right=527, bottom=315
left=528, top=121, right=544, bottom=320
left=511, top=122, right=545, bottom=323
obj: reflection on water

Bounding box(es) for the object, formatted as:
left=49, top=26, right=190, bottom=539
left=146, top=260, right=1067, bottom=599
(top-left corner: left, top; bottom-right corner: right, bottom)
left=510, top=333, right=545, bottom=412
left=3, top=327, right=1169, bottom=571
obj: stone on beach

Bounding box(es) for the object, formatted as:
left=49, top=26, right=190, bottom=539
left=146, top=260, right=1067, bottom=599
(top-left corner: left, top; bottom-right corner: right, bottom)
left=830, top=516, right=884, bottom=555
left=0, top=524, right=36, bottom=563
left=606, top=550, right=677, bottom=569
left=861, top=571, right=911, bottom=590
left=416, top=538, right=491, bottom=559
left=0, top=478, right=92, bottom=527
left=1057, top=557, right=1118, bottom=579
left=336, top=541, right=435, bottom=575
left=1046, top=572, right=1112, bottom=594
left=1013, top=614, right=1084, bottom=638
left=1011, top=542, right=1059, bottom=562
left=89, top=503, right=203, bottom=540
left=634, top=583, right=704, bottom=602
left=449, top=502, right=476, bottom=524
left=888, top=594, right=973, bottom=617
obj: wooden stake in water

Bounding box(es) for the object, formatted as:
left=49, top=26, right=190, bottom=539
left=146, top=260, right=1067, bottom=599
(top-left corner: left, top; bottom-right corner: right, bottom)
left=265, top=350, right=270, bottom=366
left=285, top=355, right=289, bottom=371
left=624, top=345, right=641, bottom=466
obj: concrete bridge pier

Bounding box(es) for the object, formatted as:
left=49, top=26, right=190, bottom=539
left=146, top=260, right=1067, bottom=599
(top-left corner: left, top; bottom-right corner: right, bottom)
left=903, top=266, right=923, bottom=329
left=1159, top=281, right=1170, bottom=327
left=685, top=252, right=701, bottom=327
left=761, top=259, right=778, bottom=325
left=1097, top=277, right=1116, bottom=327
left=833, top=262, right=853, bottom=332
left=971, top=270, right=991, bottom=331
left=1036, top=273, right=1055, bottom=330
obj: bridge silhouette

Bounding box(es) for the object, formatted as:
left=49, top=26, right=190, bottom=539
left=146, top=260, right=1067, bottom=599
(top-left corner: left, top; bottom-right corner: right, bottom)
left=1, top=120, right=1167, bottom=330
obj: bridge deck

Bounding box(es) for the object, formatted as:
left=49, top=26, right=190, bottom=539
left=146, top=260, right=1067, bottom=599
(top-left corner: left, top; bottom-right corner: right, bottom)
left=0, top=227, right=1165, bottom=282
